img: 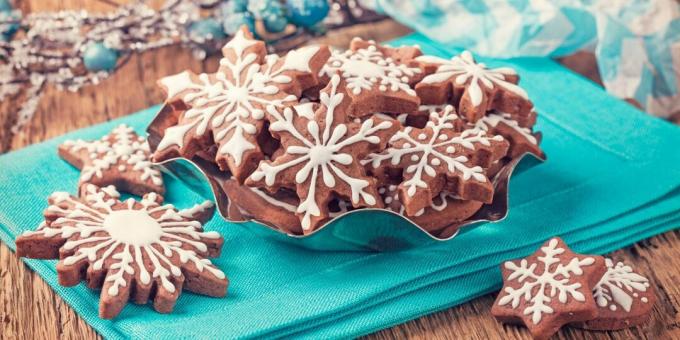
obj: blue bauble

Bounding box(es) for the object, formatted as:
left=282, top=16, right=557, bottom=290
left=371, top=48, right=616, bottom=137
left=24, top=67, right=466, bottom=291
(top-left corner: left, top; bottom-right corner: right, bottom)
left=247, top=0, right=282, bottom=20
left=0, top=0, right=11, bottom=12
left=220, top=0, right=248, bottom=15
left=263, top=13, right=288, bottom=33
left=189, top=18, right=227, bottom=40
left=0, top=12, right=18, bottom=41
left=285, top=0, right=329, bottom=28
left=222, top=12, right=255, bottom=36
left=83, top=43, right=118, bottom=72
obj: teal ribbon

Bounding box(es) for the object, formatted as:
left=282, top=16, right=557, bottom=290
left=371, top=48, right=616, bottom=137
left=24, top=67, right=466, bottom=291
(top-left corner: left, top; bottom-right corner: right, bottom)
left=0, top=34, right=678, bottom=339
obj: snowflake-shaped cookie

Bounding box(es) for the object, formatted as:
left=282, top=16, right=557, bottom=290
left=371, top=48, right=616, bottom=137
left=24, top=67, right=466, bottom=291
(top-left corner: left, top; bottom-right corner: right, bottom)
left=320, top=38, right=423, bottom=117
left=492, top=237, right=606, bottom=340
left=577, top=258, right=656, bottom=330
left=16, top=184, right=227, bottom=319
left=59, top=124, right=163, bottom=197
left=246, top=74, right=397, bottom=232
left=364, top=104, right=508, bottom=215
left=416, top=51, right=533, bottom=123
left=154, top=26, right=329, bottom=182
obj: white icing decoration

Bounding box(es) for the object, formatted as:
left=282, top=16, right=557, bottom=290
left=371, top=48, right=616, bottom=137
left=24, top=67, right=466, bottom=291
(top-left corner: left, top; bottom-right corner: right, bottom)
left=250, top=75, right=392, bottom=230
left=474, top=111, right=537, bottom=145
left=25, top=185, right=223, bottom=297
left=157, top=29, right=320, bottom=166
left=321, top=41, right=421, bottom=96
left=364, top=105, right=503, bottom=197
left=418, top=51, right=527, bottom=107
left=593, top=258, right=651, bottom=313
left=497, top=238, right=596, bottom=325
left=62, top=124, right=162, bottom=186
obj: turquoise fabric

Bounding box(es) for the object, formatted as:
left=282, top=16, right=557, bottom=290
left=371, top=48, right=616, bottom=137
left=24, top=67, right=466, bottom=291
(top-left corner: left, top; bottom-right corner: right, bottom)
left=1, top=33, right=679, bottom=339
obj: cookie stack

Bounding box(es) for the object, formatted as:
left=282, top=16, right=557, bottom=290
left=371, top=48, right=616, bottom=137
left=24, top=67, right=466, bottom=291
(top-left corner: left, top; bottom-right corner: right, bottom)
left=152, top=26, right=544, bottom=236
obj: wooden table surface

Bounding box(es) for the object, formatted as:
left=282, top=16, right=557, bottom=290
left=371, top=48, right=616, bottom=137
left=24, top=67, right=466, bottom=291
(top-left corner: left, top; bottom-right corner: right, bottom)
left=1, top=1, right=678, bottom=339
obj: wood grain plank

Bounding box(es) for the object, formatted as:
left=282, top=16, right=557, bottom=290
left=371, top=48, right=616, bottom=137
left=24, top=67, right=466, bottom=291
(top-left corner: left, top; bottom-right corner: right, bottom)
left=1, top=1, right=678, bottom=339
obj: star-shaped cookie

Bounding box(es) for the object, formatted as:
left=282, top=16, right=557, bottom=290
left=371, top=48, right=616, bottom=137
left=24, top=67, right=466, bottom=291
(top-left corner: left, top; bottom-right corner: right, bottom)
left=59, top=124, right=164, bottom=196
left=492, top=237, right=606, bottom=340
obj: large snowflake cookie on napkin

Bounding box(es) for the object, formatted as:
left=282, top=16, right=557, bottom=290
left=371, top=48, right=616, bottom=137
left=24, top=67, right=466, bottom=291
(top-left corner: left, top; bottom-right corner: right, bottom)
left=246, top=74, right=398, bottom=233
left=153, top=26, right=330, bottom=182
left=492, top=237, right=606, bottom=340
left=59, top=124, right=164, bottom=196
left=16, top=184, right=227, bottom=319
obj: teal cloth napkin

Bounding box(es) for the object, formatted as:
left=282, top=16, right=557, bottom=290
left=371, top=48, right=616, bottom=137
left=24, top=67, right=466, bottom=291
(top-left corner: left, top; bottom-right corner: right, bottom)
left=1, top=33, right=679, bottom=339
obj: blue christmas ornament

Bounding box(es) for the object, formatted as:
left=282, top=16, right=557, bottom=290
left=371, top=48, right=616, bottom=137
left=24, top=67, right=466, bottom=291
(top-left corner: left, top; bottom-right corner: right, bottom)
left=219, top=0, right=248, bottom=15
left=0, top=12, right=19, bottom=41
left=189, top=18, right=226, bottom=40
left=247, top=0, right=281, bottom=20
left=0, top=0, right=11, bottom=12
left=83, top=43, right=118, bottom=72
left=222, top=11, right=255, bottom=36
left=285, top=0, right=329, bottom=28
left=263, top=13, right=288, bottom=33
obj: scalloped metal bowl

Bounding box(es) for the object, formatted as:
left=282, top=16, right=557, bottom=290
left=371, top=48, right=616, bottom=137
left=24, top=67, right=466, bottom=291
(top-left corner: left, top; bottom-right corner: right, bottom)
left=147, top=104, right=544, bottom=251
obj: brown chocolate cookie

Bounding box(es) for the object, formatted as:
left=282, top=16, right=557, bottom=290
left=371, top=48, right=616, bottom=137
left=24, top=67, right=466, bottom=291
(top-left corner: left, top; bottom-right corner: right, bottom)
left=492, top=237, right=607, bottom=340
left=59, top=124, right=164, bottom=196
left=16, top=184, right=227, bottom=319
left=364, top=104, right=508, bottom=215
left=574, top=258, right=656, bottom=331
left=246, top=74, right=398, bottom=233
left=416, top=51, right=533, bottom=123
left=318, top=38, right=423, bottom=117
left=153, top=26, right=330, bottom=182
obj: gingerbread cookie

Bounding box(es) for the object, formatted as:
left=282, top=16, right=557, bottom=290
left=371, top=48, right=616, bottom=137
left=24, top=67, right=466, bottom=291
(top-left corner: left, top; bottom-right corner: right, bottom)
left=16, top=184, right=227, bottom=319
left=380, top=184, right=482, bottom=233
left=492, top=237, right=606, bottom=340
left=416, top=51, right=533, bottom=123
left=575, top=258, right=656, bottom=331
left=59, top=124, right=164, bottom=196
left=318, top=38, right=423, bottom=117
left=246, top=74, right=398, bottom=232
left=364, top=104, right=508, bottom=215
left=153, top=26, right=330, bottom=182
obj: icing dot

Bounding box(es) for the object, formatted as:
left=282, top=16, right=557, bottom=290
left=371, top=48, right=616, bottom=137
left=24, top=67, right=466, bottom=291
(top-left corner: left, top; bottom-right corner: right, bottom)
left=446, top=146, right=455, bottom=153
left=418, top=133, right=427, bottom=140
left=633, top=293, right=639, bottom=297
left=411, top=155, right=419, bottom=161
left=385, top=197, right=393, bottom=204
left=378, top=188, right=386, bottom=194
left=438, top=134, right=448, bottom=141
left=118, top=165, right=125, bottom=171
left=430, top=158, right=441, bottom=166
left=641, top=297, right=648, bottom=303
left=609, top=305, right=617, bottom=311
